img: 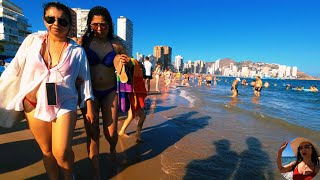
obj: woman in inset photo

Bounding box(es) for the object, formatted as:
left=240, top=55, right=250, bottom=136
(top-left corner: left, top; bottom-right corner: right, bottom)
left=277, top=137, right=320, bottom=180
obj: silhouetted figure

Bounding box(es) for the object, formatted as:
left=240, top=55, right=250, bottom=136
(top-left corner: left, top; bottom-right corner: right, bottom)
left=184, top=139, right=239, bottom=179
left=234, top=137, right=274, bottom=180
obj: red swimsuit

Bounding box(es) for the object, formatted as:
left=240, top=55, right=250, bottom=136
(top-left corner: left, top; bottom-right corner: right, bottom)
left=293, top=166, right=317, bottom=180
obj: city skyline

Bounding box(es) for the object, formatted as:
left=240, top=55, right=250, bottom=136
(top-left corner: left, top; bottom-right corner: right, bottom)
left=9, top=0, right=320, bottom=76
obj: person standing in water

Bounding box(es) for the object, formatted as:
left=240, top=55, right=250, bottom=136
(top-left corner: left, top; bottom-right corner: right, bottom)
left=254, top=76, right=262, bottom=97
left=231, top=77, right=240, bottom=97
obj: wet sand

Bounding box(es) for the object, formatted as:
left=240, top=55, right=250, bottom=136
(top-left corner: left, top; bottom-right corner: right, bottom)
left=1, top=78, right=320, bottom=179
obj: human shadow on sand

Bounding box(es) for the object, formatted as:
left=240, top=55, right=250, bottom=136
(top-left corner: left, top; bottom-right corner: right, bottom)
left=74, top=111, right=210, bottom=179
left=184, top=139, right=239, bottom=179
left=0, top=139, right=42, bottom=174
left=0, top=119, right=29, bottom=135
left=184, top=137, right=274, bottom=180
left=233, top=137, right=274, bottom=179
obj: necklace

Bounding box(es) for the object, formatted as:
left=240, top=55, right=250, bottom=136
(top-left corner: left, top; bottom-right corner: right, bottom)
left=46, top=36, right=67, bottom=69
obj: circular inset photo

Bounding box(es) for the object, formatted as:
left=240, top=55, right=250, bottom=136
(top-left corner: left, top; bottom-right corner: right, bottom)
left=278, top=137, right=320, bottom=180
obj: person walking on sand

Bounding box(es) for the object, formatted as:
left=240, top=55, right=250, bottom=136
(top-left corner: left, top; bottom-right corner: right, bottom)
left=77, top=6, right=131, bottom=179
left=0, top=2, right=96, bottom=179
left=277, top=137, right=319, bottom=179
left=119, top=58, right=147, bottom=143
left=143, top=56, right=152, bottom=94
left=164, top=67, right=171, bottom=89
left=254, top=76, right=262, bottom=97
left=231, top=77, right=240, bottom=97
left=153, top=64, right=161, bottom=92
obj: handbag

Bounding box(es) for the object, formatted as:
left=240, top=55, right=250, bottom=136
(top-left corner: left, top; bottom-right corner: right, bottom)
left=0, top=35, right=34, bottom=128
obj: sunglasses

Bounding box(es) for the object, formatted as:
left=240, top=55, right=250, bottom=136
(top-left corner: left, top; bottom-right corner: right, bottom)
left=44, top=16, right=69, bottom=27
left=299, top=144, right=312, bottom=150
left=90, top=23, right=108, bottom=30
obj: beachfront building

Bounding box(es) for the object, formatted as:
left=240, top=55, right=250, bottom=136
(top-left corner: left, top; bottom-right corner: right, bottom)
left=241, top=66, right=249, bottom=77
left=207, top=63, right=215, bottom=74
left=271, top=69, right=278, bottom=78
left=194, top=60, right=206, bottom=74
left=117, top=16, right=133, bottom=57
left=292, top=66, right=298, bottom=77
left=214, top=59, right=220, bottom=72
left=278, top=65, right=286, bottom=78
left=70, top=8, right=89, bottom=38
left=154, top=45, right=172, bottom=69
left=136, top=52, right=144, bottom=62
left=285, top=66, right=291, bottom=78
left=262, top=66, right=270, bottom=77
left=0, top=0, right=31, bottom=59
left=174, top=55, right=183, bottom=72
left=183, top=60, right=193, bottom=73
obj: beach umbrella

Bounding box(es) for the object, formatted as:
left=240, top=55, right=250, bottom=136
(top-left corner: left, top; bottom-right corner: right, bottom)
left=4, top=58, right=13, bottom=63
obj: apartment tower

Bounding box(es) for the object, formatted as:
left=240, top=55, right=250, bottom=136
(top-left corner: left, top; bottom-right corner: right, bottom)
left=117, top=16, right=133, bottom=57
left=153, top=45, right=172, bottom=69
left=71, top=8, right=89, bottom=38
left=0, top=0, right=31, bottom=59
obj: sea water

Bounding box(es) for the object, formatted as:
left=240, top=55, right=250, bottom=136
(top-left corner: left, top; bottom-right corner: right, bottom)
left=147, top=78, right=320, bottom=179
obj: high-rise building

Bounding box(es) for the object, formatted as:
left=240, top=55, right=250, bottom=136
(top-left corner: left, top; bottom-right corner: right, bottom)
left=117, top=16, right=133, bottom=57
left=174, top=55, right=183, bottom=72
left=0, top=0, right=31, bottom=59
left=71, top=8, right=89, bottom=38
left=278, top=65, right=286, bottom=78
left=153, top=45, right=172, bottom=69
left=292, top=66, right=298, bottom=77
left=285, top=66, right=291, bottom=77
left=136, top=52, right=144, bottom=62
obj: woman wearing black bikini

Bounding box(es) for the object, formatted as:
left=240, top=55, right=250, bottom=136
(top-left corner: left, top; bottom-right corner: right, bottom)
left=77, top=6, right=130, bottom=179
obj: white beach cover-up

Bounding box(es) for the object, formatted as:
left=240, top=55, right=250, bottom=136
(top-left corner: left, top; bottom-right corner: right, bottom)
left=1, top=33, right=94, bottom=122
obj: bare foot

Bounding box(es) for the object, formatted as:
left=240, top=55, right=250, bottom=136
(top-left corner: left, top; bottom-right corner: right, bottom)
left=118, top=131, right=130, bottom=138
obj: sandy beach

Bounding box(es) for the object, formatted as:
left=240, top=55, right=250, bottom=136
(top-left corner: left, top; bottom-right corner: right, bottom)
left=1, top=77, right=320, bottom=179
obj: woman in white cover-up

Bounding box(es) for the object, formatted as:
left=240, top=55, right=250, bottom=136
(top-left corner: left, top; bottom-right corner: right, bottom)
left=0, top=2, right=95, bottom=179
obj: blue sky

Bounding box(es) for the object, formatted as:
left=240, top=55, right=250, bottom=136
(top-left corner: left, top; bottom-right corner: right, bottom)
left=10, top=0, right=320, bottom=75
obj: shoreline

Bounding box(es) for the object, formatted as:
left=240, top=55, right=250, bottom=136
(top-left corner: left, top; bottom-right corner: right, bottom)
left=1, top=78, right=319, bottom=179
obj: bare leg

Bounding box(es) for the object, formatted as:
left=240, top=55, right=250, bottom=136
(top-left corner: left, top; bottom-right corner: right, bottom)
left=135, top=109, right=146, bottom=143
left=24, top=100, right=59, bottom=180
left=155, top=75, right=159, bottom=92
left=147, top=79, right=150, bottom=94
left=118, top=107, right=133, bottom=137
left=101, top=91, right=118, bottom=161
left=81, top=106, right=101, bottom=180
left=52, top=111, right=77, bottom=180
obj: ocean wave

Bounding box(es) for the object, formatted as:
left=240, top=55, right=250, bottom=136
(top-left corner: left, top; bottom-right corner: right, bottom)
left=179, top=89, right=195, bottom=107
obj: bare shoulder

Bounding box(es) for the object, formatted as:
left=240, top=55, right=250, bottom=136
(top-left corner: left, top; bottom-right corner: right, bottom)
left=111, top=38, right=125, bottom=53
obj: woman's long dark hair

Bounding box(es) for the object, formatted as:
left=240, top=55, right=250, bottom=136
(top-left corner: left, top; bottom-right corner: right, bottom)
left=82, top=6, right=114, bottom=46
left=292, top=144, right=319, bottom=171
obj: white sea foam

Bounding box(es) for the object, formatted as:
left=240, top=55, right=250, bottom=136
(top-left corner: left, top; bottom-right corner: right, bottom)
left=179, top=89, right=195, bottom=107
